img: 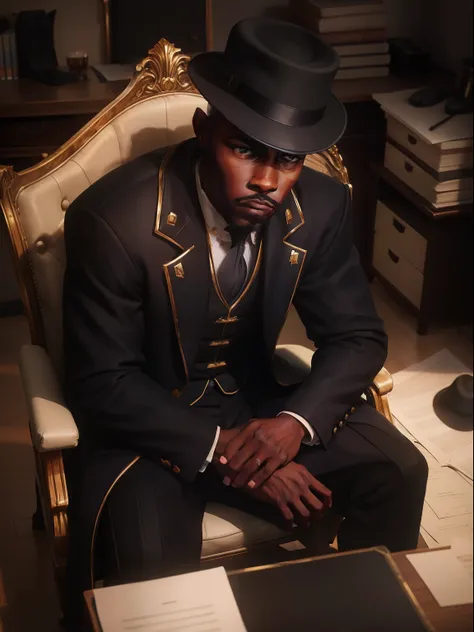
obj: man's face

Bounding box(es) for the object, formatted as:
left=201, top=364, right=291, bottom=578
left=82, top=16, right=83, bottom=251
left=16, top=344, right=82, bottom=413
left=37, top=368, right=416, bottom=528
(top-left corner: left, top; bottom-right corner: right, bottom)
left=194, top=109, right=305, bottom=228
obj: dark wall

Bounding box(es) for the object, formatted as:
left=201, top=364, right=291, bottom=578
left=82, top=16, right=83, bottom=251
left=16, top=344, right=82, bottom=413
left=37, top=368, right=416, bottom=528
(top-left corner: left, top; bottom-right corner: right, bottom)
left=110, top=0, right=207, bottom=63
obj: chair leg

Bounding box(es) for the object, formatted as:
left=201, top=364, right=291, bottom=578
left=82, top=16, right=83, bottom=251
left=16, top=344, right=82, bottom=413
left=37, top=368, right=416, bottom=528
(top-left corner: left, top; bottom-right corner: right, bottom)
left=32, top=480, right=46, bottom=531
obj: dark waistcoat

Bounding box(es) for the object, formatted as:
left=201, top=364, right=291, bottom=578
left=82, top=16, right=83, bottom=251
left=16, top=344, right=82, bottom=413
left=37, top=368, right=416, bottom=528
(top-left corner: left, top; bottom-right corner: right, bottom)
left=179, top=242, right=264, bottom=406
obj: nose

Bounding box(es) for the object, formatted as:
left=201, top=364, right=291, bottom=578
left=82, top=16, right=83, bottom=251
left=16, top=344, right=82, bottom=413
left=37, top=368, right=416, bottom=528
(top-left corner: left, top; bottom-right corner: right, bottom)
left=249, top=161, right=279, bottom=194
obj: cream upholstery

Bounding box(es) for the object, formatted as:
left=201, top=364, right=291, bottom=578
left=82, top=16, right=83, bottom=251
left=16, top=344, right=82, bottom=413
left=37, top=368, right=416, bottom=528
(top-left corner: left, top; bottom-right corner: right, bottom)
left=18, top=92, right=207, bottom=374
left=20, top=344, right=79, bottom=451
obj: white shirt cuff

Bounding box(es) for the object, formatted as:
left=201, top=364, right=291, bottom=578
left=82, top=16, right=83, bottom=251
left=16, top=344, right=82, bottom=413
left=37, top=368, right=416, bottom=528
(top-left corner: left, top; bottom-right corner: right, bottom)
left=200, top=426, right=221, bottom=473
left=279, top=411, right=320, bottom=446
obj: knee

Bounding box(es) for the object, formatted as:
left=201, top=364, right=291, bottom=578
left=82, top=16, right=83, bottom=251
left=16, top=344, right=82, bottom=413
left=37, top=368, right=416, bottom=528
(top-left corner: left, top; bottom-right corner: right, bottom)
left=397, top=441, right=429, bottom=491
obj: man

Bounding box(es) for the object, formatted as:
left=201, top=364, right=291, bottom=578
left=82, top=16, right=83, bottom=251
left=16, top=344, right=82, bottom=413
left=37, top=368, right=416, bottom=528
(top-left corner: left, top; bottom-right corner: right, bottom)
left=62, top=18, right=427, bottom=629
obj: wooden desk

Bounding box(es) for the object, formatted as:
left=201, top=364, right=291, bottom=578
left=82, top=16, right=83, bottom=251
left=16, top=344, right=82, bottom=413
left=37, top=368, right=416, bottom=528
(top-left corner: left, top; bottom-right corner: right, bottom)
left=393, top=551, right=472, bottom=632
left=84, top=549, right=472, bottom=632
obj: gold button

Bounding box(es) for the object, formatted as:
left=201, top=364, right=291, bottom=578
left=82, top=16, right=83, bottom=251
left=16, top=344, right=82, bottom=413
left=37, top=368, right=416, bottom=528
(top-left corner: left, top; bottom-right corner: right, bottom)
left=36, top=239, right=47, bottom=253
left=209, top=340, right=230, bottom=347
left=61, top=199, right=70, bottom=211
left=207, top=361, right=227, bottom=369
left=160, top=459, right=171, bottom=468
left=173, top=465, right=181, bottom=474
left=333, top=427, right=338, bottom=435
left=171, top=389, right=181, bottom=398
left=339, top=420, right=344, bottom=428
left=351, top=406, right=356, bottom=414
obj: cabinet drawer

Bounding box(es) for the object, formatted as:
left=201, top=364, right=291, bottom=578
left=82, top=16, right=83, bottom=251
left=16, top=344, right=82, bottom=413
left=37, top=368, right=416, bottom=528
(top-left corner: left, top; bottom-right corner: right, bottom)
left=386, top=115, right=473, bottom=173
left=375, top=201, right=427, bottom=272
left=384, top=142, right=473, bottom=205
left=373, top=240, right=424, bottom=309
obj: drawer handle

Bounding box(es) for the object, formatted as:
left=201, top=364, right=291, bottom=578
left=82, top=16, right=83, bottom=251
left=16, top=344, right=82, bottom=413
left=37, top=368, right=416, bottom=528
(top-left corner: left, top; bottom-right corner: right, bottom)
left=388, top=249, right=400, bottom=264
left=407, top=134, right=417, bottom=145
left=404, top=161, right=414, bottom=173
left=393, top=218, right=406, bottom=234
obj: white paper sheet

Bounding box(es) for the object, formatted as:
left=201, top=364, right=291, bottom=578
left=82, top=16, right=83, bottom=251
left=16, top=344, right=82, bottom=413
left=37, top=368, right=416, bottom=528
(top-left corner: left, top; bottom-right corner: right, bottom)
left=93, top=566, right=247, bottom=632
left=407, top=549, right=473, bottom=607
left=389, top=350, right=473, bottom=480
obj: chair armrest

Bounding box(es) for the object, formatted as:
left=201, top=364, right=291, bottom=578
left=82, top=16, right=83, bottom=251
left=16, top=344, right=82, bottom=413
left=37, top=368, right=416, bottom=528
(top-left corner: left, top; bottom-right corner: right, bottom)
left=370, top=366, right=393, bottom=397
left=19, top=344, right=79, bottom=451
left=274, top=344, right=314, bottom=384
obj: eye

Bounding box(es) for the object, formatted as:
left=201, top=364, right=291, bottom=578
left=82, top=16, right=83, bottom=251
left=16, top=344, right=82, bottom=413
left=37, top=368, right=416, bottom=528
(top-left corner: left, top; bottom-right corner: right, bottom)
left=280, top=154, right=302, bottom=166
left=232, top=145, right=253, bottom=157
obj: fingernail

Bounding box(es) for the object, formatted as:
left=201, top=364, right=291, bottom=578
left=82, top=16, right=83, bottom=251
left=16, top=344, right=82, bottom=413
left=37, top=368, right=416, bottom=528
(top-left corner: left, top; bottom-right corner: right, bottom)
left=248, top=480, right=256, bottom=489
left=223, top=477, right=231, bottom=486
left=220, top=456, right=228, bottom=465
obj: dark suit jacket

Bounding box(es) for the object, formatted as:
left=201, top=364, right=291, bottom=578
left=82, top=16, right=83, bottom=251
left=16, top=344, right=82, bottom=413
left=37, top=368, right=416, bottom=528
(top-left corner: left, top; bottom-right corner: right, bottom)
left=63, top=138, right=387, bottom=566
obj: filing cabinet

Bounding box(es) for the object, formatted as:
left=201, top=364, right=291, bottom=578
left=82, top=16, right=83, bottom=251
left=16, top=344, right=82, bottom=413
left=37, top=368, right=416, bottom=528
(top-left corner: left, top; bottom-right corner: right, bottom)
left=373, top=176, right=473, bottom=334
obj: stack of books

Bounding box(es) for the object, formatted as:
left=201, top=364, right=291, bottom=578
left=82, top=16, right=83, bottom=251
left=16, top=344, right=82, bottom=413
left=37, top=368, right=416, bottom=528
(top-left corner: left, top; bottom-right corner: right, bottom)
left=291, top=0, right=390, bottom=80
left=0, top=28, right=18, bottom=80
left=373, top=89, right=473, bottom=210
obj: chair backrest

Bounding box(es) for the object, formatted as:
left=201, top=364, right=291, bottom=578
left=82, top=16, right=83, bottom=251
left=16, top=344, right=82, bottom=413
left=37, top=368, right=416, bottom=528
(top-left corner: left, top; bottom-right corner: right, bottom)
left=0, top=39, right=351, bottom=377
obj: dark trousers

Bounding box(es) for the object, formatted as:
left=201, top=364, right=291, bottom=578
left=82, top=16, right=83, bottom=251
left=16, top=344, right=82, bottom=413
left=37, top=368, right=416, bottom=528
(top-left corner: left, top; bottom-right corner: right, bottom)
left=97, top=390, right=428, bottom=587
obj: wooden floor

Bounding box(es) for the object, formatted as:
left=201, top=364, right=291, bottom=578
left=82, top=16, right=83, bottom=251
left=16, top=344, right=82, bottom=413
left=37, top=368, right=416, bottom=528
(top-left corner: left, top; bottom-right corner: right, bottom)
left=0, top=279, right=472, bottom=632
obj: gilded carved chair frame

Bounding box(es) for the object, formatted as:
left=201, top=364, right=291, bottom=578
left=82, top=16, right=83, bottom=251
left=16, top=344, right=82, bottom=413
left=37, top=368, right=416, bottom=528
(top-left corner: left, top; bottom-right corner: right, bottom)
left=0, top=39, right=393, bottom=588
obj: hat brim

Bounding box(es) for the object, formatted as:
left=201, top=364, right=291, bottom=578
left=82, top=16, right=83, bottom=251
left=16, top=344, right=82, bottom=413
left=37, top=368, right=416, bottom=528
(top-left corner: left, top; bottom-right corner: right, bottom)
left=188, top=52, right=347, bottom=155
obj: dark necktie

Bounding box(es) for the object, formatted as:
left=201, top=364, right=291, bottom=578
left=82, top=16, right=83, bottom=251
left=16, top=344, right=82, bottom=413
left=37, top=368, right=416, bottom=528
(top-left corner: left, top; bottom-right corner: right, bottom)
left=217, top=225, right=249, bottom=304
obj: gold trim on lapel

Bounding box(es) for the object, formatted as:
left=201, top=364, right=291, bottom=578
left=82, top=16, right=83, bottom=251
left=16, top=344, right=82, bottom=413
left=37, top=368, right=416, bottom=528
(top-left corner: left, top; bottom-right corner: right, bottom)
left=163, top=246, right=196, bottom=382
left=284, top=190, right=305, bottom=242
left=264, top=187, right=307, bottom=362
left=154, top=146, right=186, bottom=251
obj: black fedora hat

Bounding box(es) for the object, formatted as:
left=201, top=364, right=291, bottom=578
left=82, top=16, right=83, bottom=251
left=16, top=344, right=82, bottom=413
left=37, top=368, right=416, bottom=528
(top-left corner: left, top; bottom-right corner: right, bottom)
left=433, top=374, right=473, bottom=431
left=188, top=18, right=347, bottom=155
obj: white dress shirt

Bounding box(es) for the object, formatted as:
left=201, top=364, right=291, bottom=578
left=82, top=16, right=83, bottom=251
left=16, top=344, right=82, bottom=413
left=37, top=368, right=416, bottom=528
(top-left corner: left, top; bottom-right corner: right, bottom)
left=195, top=167, right=318, bottom=472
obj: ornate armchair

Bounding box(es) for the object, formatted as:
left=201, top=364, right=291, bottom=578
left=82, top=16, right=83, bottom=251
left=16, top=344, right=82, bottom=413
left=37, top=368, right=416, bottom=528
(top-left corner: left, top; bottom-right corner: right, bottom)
left=0, top=40, right=393, bottom=602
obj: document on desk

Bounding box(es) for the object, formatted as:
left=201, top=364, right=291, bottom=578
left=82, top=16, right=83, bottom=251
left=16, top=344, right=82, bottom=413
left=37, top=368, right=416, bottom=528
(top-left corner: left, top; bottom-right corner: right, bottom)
left=407, top=548, right=473, bottom=607
left=389, top=350, right=473, bottom=480
left=93, top=566, right=247, bottom=632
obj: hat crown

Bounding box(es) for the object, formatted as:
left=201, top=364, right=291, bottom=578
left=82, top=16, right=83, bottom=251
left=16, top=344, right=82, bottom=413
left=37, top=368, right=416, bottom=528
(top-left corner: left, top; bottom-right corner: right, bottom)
left=224, top=18, right=339, bottom=111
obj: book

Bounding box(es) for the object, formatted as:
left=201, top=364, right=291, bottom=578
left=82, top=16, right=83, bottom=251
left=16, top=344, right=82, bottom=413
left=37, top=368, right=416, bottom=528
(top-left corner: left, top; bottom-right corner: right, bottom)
left=386, top=116, right=473, bottom=173
left=318, top=12, right=388, bottom=33
left=384, top=142, right=473, bottom=206
left=0, top=34, right=6, bottom=80
left=9, top=31, right=18, bottom=79
left=307, top=0, right=386, bottom=18
left=228, top=548, right=432, bottom=631
left=336, top=65, right=389, bottom=80
left=320, top=28, right=388, bottom=45
left=334, top=41, right=389, bottom=56
left=340, top=53, right=390, bottom=68
left=91, top=64, right=135, bottom=82
left=3, top=32, right=13, bottom=80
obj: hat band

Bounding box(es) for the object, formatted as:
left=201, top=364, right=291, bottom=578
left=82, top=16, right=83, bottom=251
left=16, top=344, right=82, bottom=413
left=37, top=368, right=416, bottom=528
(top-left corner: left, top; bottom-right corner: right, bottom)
left=228, top=75, right=326, bottom=127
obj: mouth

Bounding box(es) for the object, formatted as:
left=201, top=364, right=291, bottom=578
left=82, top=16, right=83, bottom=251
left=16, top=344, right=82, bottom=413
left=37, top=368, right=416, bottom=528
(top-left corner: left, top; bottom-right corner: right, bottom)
left=234, top=204, right=276, bottom=224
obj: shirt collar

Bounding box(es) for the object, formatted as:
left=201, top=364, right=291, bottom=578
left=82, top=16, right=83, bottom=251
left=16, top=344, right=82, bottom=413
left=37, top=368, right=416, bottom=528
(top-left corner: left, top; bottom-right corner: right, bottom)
left=195, top=163, right=258, bottom=245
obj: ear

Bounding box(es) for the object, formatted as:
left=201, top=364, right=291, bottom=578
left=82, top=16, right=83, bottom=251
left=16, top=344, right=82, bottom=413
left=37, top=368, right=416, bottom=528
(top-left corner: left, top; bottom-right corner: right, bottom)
left=192, top=108, right=209, bottom=147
